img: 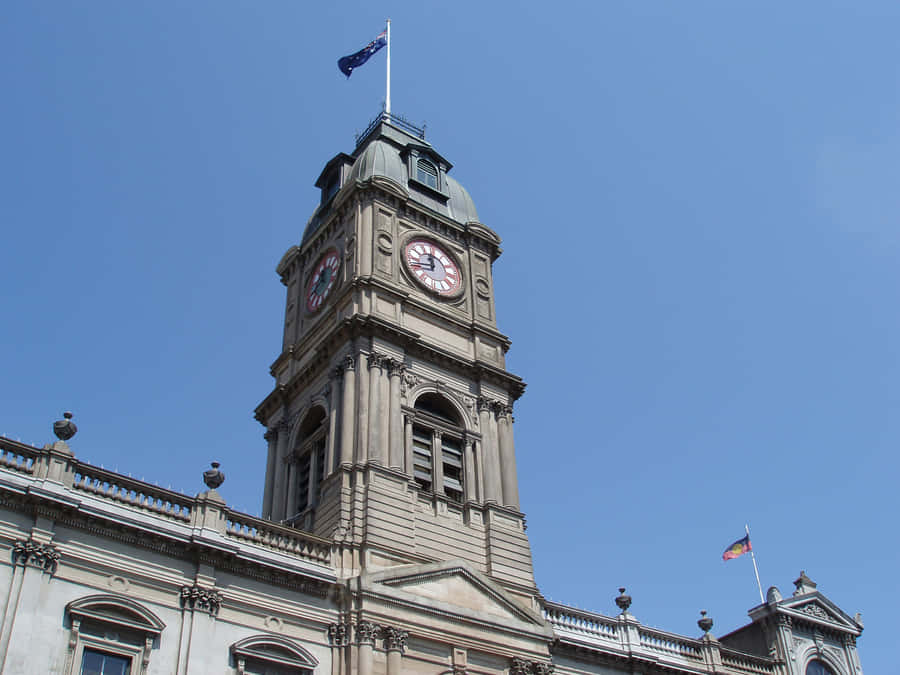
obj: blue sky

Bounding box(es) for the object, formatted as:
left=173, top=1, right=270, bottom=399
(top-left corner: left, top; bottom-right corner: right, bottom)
left=1, top=2, right=895, bottom=671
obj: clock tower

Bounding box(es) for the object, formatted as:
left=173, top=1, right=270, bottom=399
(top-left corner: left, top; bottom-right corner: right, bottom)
left=256, top=113, right=537, bottom=606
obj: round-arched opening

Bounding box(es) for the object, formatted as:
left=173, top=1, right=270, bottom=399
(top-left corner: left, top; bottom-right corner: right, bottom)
left=414, top=393, right=460, bottom=425
left=297, top=406, right=327, bottom=442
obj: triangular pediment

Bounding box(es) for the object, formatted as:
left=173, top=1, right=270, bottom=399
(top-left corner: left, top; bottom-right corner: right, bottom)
left=779, top=593, right=861, bottom=633
left=363, top=560, right=547, bottom=629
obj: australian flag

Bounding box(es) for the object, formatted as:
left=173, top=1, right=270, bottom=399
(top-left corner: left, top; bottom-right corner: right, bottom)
left=338, top=30, right=387, bottom=78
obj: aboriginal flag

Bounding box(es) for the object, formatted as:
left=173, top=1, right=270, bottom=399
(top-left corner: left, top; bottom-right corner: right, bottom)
left=338, top=30, right=387, bottom=78
left=722, top=535, right=752, bottom=561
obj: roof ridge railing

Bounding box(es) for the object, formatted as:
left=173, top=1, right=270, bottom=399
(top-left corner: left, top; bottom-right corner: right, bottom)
left=356, top=111, right=426, bottom=145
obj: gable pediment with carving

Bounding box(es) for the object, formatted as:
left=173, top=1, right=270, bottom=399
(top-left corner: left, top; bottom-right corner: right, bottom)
left=779, top=594, right=861, bottom=635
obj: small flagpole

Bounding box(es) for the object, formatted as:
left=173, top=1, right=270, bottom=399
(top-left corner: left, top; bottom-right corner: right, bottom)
left=385, top=18, right=391, bottom=117
left=746, top=523, right=764, bottom=604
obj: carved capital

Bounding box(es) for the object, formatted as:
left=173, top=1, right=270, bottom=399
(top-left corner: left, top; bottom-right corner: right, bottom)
left=264, top=429, right=277, bottom=442
left=179, top=584, right=222, bottom=616
left=777, top=614, right=792, bottom=628
left=341, top=354, right=356, bottom=372
left=368, top=353, right=390, bottom=371
left=327, top=622, right=351, bottom=646
left=510, top=658, right=532, bottom=675
left=356, top=620, right=378, bottom=645
left=12, top=538, right=60, bottom=575
left=388, top=359, right=407, bottom=378
left=532, top=663, right=554, bottom=675
left=275, top=418, right=292, bottom=433
left=381, top=625, right=409, bottom=652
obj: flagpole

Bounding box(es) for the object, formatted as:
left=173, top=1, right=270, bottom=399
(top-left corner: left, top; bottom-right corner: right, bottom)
left=385, top=18, right=391, bottom=117
left=746, top=523, right=764, bottom=604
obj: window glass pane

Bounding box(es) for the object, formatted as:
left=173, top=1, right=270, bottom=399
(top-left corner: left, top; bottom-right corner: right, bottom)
left=416, top=160, right=438, bottom=189
left=81, top=649, right=130, bottom=675
left=806, top=661, right=833, bottom=675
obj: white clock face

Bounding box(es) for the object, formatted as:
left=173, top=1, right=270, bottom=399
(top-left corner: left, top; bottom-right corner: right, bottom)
left=405, top=239, right=461, bottom=296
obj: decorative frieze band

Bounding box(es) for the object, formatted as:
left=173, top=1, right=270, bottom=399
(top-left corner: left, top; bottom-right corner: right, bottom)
left=12, top=538, right=61, bottom=575
left=179, top=584, right=222, bottom=616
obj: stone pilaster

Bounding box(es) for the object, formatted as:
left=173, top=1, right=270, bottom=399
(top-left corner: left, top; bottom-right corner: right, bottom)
left=388, top=360, right=405, bottom=469
left=339, top=355, right=356, bottom=466
left=497, top=405, right=519, bottom=509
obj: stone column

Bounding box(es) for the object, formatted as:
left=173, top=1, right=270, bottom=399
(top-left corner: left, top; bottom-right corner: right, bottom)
left=497, top=406, right=520, bottom=510
left=382, top=626, right=408, bottom=675
left=356, top=353, right=369, bottom=463
left=262, top=429, right=277, bottom=518
left=270, top=420, right=291, bottom=521
left=340, top=356, right=356, bottom=466
left=356, top=621, right=377, bottom=675
left=432, top=430, right=444, bottom=495
left=479, top=398, right=501, bottom=504
left=404, top=414, right=413, bottom=476
left=326, top=368, right=342, bottom=476
left=367, top=355, right=384, bottom=464
left=463, top=438, right=477, bottom=503
left=284, top=458, right=298, bottom=520
left=388, top=361, right=405, bottom=469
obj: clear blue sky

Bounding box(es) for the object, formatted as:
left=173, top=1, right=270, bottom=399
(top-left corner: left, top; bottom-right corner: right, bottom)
left=1, top=2, right=895, bottom=671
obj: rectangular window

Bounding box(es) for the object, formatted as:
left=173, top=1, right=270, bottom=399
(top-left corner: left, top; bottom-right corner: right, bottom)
left=81, top=648, right=131, bottom=675
left=441, top=436, right=464, bottom=503
left=412, top=426, right=433, bottom=492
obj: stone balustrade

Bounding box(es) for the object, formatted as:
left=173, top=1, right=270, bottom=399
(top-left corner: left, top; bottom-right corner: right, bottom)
left=0, top=435, right=333, bottom=569
left=720, top=647, right=777, bottom=674
left=543, top=602, right=618, bottom=641
left=0, top=438, right=39, bottom=474
left=545, top=600, right=777, bottom=675
left=638, top=625, right=704, bottom=661
left=73, top=462, right=193, bottom=522
left=224, top=509, right=331, bottom=563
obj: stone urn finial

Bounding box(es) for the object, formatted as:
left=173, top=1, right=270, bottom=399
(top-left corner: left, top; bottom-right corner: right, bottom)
left=615, top=587, right=632, bottom=613
left=53, top=412, right=77, bottom=441
left=203, top=462, right=225, bottom=490
left=698, top=610, right=714, bottom=634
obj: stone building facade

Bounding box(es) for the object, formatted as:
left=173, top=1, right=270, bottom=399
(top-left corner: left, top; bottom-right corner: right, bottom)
left=0, top=113, right=864, bottom=674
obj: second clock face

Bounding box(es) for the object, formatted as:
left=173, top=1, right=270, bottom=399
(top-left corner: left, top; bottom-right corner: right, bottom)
left=306, top=248, right=340, bottom=313
left=405, top=239, right=461, bottom=296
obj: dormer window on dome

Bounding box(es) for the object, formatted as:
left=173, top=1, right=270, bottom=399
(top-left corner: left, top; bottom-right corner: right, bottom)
left=406, top=148, right=449, bottom=198
left=416, top=159, right=438, bottom=189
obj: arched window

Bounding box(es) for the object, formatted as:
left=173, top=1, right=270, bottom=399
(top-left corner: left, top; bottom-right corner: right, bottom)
left=416, top=159, right=438, bottom=189
left=412, top=393, right=466, bottom=503
left=231, top=635, right=318, bottom=675
left=290, top=407, right=328, bottom=519
left=806, top=660, right=835, bottom=675
left=66, top=595, right=165, bottom=675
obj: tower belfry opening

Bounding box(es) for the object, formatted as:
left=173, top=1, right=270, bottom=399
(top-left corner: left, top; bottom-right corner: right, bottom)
left=256, top=111, right=536, bottom=604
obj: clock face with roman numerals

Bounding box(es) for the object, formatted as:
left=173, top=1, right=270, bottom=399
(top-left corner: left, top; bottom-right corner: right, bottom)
left=305, top=248, right=340, bottom=313
left=405, top=239, right=461, bottom=296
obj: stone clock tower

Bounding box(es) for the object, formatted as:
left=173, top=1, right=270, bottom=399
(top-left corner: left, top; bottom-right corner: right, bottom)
left=256, top=114, right=537, bottom=607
